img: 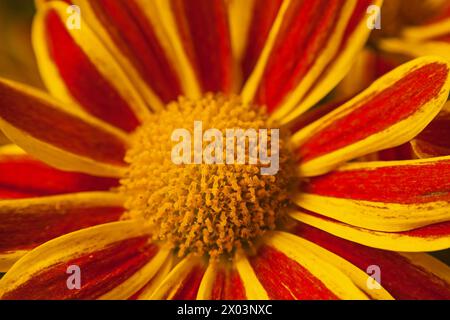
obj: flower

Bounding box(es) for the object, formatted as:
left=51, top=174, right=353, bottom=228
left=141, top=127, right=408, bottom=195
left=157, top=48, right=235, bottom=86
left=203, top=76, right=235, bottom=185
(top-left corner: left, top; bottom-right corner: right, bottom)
left=0, top=0, right=449, bottom=300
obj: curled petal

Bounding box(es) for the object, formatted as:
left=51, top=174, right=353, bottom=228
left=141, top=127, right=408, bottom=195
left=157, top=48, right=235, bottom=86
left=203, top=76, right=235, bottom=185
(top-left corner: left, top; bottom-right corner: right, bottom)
left=292, top=57, right=450, bottom=177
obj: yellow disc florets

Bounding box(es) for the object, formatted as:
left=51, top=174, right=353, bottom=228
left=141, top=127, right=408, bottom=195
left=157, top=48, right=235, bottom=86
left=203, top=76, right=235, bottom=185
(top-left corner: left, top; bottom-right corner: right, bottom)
left=120, top=94, right=295, bottom=259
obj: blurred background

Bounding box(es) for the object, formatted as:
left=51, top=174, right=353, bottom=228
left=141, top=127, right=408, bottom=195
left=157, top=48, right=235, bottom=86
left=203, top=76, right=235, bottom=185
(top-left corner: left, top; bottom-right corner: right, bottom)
left=0, top=0, right=42, bottom=145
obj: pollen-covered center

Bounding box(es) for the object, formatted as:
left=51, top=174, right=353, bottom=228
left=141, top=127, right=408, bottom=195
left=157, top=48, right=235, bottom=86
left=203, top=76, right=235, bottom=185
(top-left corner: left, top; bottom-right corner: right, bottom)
left=120, top=94, right=295, bottom=259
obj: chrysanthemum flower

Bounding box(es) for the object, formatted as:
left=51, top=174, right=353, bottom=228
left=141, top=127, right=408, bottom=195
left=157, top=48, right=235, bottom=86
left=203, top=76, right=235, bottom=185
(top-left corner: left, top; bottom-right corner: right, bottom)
left=0, top=0, right=450, bottom=300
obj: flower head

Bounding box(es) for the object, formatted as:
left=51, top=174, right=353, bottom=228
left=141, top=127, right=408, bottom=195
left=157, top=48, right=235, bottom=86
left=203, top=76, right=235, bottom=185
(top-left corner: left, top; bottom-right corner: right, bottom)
left=0, top=0, right=449, bottom=300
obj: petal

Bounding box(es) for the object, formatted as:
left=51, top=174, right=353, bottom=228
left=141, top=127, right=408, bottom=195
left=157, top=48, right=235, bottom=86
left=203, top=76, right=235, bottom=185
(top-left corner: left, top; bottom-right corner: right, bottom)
left=135, top=255, right=174, bottom=300
left=240, top=0, right=283, bottom=81
left=368, top=143, right=414, bottom=161
left=168, top=0, right=234, bottom=94
left=412, top=102, right=450, bottom=158
left=0, top=251, right=27, bottom=274
left=291, top=210, right=450, bottom=252
left=149, top=255, right=206, bottom=300
left=334, top=48, right=396, bottom=101
left=228, top=0, right=257, bottom=70
left=0, top=78, right=129, bottom=178
left=295, top=157, right=450, bottom=232
left=33, top=1, right=150, bottom=132
left=242, top=0, right=380, bottom=119
left=197, top=260, right=247, bottom=300
left=0, top=220, right=166, bottom=300
left=294, top=224, right=450, bottom=300
left=0, top=192, right=124, bottom=259
left=248, top=233, right=368, bottom=300
left=75, top=0, right=191, bottom=105
left=292, top=57, right=450, bottom=177
left=279, top=230, right=393, bottom=300
left=289, top=98, right=345, bottom=133
left=242, top=0, right=355, bottom=110
left=0, top=145, right=118, bottom=200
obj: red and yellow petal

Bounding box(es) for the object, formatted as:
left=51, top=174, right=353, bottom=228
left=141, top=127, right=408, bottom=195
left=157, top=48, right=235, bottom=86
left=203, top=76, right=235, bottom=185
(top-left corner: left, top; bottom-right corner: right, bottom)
left=168, top=0, right=234, bottom=94
left=334, top=48, right=396, bottom=101
left=0, top=78, right=129, bottom=178
left=35, top=0, right=72, bottom=5
left=292, top=57, right=450, bottom=177
left=33, top=1, right=150, bottom=132
left=0, top=192, right=125, bottom=271
left=296, top=157, right=450, bottom=232
left=245, top=234, right=368, bottom=300
left=278, top=230, right=393, bottom=300
left=291, top=210, right=450, bottom=252
left=0, top=145, right=118, bottom=199
left=277, top=0, right=384, bottom=124
left=74, top=0, right=193, bottom=106
left=0, top=220, right=168, bottom=300
left=195, top=238, right=373, bottom=300
left=242, top=0, right=381, bottom=121
left=295, top=224, right=450, bottom=300
left=242, top=0, right=356, bottom=111
left=134, top=254, right=174, bottom=300
left=149, top=256, right=207, bottom=300
left=412, top=102, right=450, bottom=158
left=197, top=261, right=247, bottom=300
left=239, top=0, right=282, bottom=82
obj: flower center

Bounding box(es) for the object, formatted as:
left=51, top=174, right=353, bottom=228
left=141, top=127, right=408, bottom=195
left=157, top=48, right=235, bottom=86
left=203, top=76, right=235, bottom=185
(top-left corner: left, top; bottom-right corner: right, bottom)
left=120, top=94, right=296, bottom=259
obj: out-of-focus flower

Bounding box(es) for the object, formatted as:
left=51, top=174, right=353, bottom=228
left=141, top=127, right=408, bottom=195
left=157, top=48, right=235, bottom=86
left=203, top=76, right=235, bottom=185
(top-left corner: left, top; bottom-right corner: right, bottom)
left=375, top=0, right=450, bottom=62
